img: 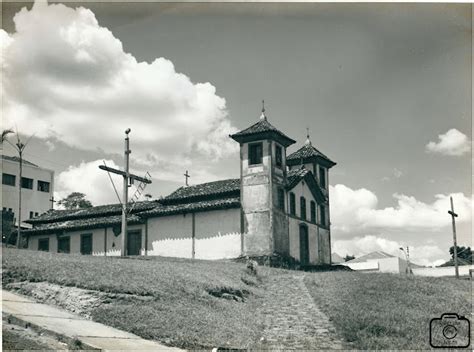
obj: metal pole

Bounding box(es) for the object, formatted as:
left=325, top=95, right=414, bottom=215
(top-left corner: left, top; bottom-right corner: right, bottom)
left=450, top=196, right=459, bottom=279
left=406, top=246, right=412, bottom=274
left=121, top=128, right=131, bottom=256
left=16, top=149, right=23, bottom=248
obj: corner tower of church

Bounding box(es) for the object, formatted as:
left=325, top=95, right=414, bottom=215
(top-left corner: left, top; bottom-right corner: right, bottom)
left=230, top=103, right=296, bottom=257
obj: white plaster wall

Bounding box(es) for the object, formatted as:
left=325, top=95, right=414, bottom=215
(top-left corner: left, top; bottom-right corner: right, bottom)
left=2, top=159, right=54, bottom=224
left=27, top=225, right=144, bottom=256
left=147, top=213, right=193, bottom=258
left=413, top=265, right=474, bottom=277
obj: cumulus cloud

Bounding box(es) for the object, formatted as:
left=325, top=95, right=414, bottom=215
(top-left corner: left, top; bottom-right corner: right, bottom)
left=333, top=235, right=447, bottom=267
left=330, top=184, right=472, bottom=233
left=55, top=159, right=124, bottom=206
left=2, top=1, right=238, bottom=181
left=426, top=128, right=471, bottom=156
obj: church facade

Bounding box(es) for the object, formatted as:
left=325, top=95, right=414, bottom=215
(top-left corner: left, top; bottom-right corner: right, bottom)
left=25, top=108, right=336, bottom=265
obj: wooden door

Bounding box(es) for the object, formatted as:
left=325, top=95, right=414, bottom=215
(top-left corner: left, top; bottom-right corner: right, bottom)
left=80, top=233, right=93, bottom=255
left=127, top=230, right=142, bottom=256
left=299, top=225, right=309, bottom=265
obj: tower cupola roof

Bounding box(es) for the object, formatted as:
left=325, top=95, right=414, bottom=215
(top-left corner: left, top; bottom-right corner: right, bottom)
left=230, top=102, right=296, bottom=147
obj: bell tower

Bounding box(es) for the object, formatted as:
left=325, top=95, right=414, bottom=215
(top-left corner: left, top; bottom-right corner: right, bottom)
left=230, top=102, right=296, bottom=257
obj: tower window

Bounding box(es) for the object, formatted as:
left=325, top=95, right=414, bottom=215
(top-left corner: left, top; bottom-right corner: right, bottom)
left=249, top=143, right=263, bottom=165
left=320, top=205, right=326, bottom=227
left=319, top=166, right=326, bottom=189
left=21, top=177, right=33, bottom=189
left=37, top=180, right=50, bottom=192
left=277, top=188, right=285, bottom=211
left=289, top=193, right=296, bottom=215
left=2, top=173, right=16, bottom=186
left=275, top=145, right=283, bottom=168
left=300, top=197, right=307, bottom=220
left=310, top=201, right=316, bottom=223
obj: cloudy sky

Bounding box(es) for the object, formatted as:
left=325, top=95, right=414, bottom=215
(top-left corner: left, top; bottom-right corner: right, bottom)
left=2, top=1, right=472, bottom=266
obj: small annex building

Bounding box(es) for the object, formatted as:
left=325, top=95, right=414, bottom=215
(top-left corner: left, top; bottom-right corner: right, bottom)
left=25, top=107, right=337, bottom=264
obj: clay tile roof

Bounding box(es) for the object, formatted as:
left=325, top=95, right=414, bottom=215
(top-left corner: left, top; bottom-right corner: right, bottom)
left=286, top=167, right=311, bottom=190
left=162, top=178, right=240, bottom=204
left=230, top=119, right=296, bottom=147
left=142, top=197, right=241, bottom=217
left=26, top=201, right=158, bottom=224
left=24, top=214, right=144, bottom=235
left=2, top=154, right=38, bottom=167
left=287, top=143, right=336, bottom=167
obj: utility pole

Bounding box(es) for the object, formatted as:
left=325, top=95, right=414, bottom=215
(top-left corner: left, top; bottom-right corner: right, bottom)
left=98, top=129, right=151, bottom=257
left=399, top=246, right=413, bottom=275
left=448, top=196, right=459, bottom=279
left=15, top=139, right=27, bottom=248
left=122, top=129, right=131, bottom=257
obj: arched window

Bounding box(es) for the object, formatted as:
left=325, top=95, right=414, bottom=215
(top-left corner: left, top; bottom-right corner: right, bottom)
left=289, top=193, right=296, bottom=215
left=310, top=201, right=316, bottom=223
left=300, top=196, right=306, bottom=220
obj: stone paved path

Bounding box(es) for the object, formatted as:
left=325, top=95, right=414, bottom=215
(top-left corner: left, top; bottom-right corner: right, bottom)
left=256, top=272, right=346, bottom=350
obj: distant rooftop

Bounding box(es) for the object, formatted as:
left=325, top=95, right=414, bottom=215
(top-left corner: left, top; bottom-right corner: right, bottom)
left=2, top=154, right=38, bottom=167
left=345, top=251, right=394, bottom=263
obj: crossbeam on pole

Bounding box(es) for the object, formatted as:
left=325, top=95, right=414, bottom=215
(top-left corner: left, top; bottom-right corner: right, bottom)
left=98, top=165, right=152, bottom=184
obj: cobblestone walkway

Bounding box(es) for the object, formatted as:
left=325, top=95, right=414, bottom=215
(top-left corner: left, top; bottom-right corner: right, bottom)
left=255, top=273, right=346, bottom=350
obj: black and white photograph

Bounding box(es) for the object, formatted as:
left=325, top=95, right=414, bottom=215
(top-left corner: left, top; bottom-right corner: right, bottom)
left=1, top=1, right=472, bottom=350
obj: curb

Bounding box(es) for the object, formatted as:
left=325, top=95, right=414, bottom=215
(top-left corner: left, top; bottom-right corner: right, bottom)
left=3, top=312, right=100, bottom=351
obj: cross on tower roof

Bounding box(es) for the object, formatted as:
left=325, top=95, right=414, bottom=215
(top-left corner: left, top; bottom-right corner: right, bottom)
left=184, top=170, right=191, bottom=187
left=260, top=99, right=267, bottom=121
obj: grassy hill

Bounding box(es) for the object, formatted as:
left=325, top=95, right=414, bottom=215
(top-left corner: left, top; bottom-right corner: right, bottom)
left=2, top=248, right=472, bottom=350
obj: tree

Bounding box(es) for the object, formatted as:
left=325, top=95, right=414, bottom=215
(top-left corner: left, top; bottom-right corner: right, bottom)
left=1, top=129, right=13, bottom=144
left=449, top=245, right=472, bottom=263
left=344, top=254, right=355, bottom=262
left=58, top=192, right=93, bottom=210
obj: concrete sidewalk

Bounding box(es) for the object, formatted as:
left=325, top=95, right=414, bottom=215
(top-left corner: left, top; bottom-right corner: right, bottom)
left=2, top=290, right=184, bottom=351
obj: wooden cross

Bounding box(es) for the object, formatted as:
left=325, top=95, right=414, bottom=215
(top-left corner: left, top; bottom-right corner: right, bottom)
left=184, top=170, right=191, bottom=186
left=448, top=196, right=459, bottom=279
left=49, top=196, right=56, bottom=210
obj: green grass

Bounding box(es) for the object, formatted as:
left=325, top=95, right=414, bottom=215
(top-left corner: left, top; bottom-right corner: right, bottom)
left=2, top=248, right=472, bottom=350
left=2, top=248, right=264, bottom=349
left=304, top=272, right=472, bottom=350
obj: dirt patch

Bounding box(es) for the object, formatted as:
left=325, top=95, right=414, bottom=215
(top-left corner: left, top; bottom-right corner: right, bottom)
left=5, top=282, right=154, bottom=318
left=207, top=287, right=250, bottom=302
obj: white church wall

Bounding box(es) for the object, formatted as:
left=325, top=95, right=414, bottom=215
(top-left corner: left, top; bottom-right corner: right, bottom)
left=194, top=208, right=241, bottom=259
left=147, top=213, right=194, bottom=258
left=147, top=208, right=242, bottom=259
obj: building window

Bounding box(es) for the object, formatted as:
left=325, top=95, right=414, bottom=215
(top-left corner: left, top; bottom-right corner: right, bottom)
left=57, top=236, right=70, bottom=253
left=38, top=238, right=49, bottom=252
left=300, top=197, right=307, bottom=220
left=80, top=233, right=93, bottom=255
left=21, top=177, right=33, bottom=189
left=35, top=212, right=39, bottom=217
left=289, top=193, right=296, bottom=215
left=319, top=166, right=326, bottom=189
left=310, top=201, right=316, bottom=223
left=249, top=143, right=263, bottom=165
left=275, top=145, right=283, bottom=168
left=37, top=180, right=50, bottom=192
left=320, top=205, right=326, bottom=227
left=29, top=211, right=34, bottom=219
left=2, top=173, right=16, bottom=186
left=277, top=188, right=285, bottom=211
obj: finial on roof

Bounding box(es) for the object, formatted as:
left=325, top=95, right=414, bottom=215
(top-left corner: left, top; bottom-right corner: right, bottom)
left=305, top=127, right=312, bottom=146
left=260, top=99, right=267, bottom=121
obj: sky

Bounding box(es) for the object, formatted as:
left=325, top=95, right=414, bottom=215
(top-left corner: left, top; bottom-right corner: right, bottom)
left=1, top=1, right=472, bottom=266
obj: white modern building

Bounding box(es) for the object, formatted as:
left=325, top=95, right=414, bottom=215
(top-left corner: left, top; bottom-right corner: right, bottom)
left=341, top=251, right=419, bottom=274
left=1, top=154, right=54, bottom=227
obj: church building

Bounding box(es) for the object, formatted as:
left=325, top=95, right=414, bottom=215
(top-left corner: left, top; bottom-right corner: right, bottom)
left=24, top=107, right=336, bottom=265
